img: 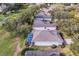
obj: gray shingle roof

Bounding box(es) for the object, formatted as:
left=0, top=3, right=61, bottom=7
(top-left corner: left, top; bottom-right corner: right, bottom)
left=33, top=20, right=56, bottom=27
left=36, top=11, right=46, bottom=17
left=25, top=50, right=60, bottom=56
left=35, top=11, right=52, bottom=18
left=32, top=30, right=63, bottom=43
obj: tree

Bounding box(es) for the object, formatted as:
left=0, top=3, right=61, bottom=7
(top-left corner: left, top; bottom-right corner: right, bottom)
left=3, top=4, right=41, bottom=37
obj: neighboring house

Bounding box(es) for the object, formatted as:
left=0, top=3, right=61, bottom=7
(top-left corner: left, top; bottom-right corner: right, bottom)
left=0, top=4, right=7, bottom=12
left=35, top=16, right=52, bottom=21
left=76, top=4, right=79, bottom=12
left=42, top=7, right=52, bottom=16
left=36, top=11, right=46, bottom=17
left=35, top=11, right=52, bottom=21
left=25, top=50, right=60, bottom=56
left=31, top=30, right=64, bottom=46
left=0, top=7, right=2, bottom=12
left=65, top=39, right=73, bottom=44
left=33, top=20, right=56, bottom=30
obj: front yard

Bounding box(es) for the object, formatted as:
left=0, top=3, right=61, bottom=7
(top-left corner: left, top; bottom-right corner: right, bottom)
left=62, top=45, right=74, bottom=56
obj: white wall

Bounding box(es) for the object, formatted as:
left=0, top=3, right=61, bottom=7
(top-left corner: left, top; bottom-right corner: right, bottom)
left=46, top=27, right=56, bottom=30
left=34, top=41, right=62, bottom=46
left=33, top=27, right=44, bottom=30
left=35, top=18, right=51, bottom=21
left=44, top=18, right=51, bottom=21
left=65, top=39, right=73, bottom=44
left=33, top=27, right=56, bottom=30
left=35, top=18, right=43, bottom=20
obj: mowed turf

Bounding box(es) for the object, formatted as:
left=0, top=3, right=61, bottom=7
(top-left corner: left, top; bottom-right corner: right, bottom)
left=0, top=29, right=15, bottom=55
left=0, top=28, right=25, bottom=56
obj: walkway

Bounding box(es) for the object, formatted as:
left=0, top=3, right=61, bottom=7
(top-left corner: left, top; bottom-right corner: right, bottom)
left=14, top=36, right=21, bottom=56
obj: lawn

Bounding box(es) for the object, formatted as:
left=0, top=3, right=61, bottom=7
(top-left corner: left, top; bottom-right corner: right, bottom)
left=0, top=29, right=15, bottom=55
left=0, top=28, right=25, bottom=55
left=62, top=45, right=74, bottom=56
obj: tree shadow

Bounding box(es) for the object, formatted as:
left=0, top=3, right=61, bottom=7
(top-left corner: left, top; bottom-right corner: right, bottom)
left=59, top=32, right=67, bottom=45
left=60, top=53, right=65, bottom=56
left=21, top=48, right=34, bottom=56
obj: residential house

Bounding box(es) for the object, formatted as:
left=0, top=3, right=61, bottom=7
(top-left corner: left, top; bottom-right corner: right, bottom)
left=35, top=11, right=52, bottom=21
left=31, top=30, right=64, bottom=46
left=25, top=50, right=60, bottom=56
left=26, top=7, right=64, bottom=47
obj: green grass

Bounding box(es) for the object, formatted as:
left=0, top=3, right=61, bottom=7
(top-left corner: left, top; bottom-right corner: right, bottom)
left=0, top=29, right=15, bottom=55
left=0, top=28, right=27, bottom=56
left=19, top=37, right=25, bottom=49
left=0, top=28, right=27, bottom=55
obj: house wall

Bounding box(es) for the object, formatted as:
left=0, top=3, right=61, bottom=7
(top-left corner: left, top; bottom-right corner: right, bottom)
left=35, top=18, right=43, bottom=20
left=33, top=27, right=56, bottom=30
left=35, top=18, right=51, bottom=21
left=33, top=41, right=62, bottom=46
left=44, top=18, right=51, bottom=21
left=46, top=27, right=56, bottom=30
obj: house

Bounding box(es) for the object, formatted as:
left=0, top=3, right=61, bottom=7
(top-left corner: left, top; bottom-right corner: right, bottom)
left=42, top=7, right=52, bottom=16
left=35, top=16, right=52, bottom=21
left=35, top=11, right=45, bottom=17
left=35, top=11, right=52, bottom=21
left=26, top=30, right=64, bottom=46
left=31, top=30, right=64, bottom=46
left=26, top=6, right=64, bottom=47
left=65, top=39, right=73, bottom=44
left=76, top=4, right=79, bottom=12
left=25, top=50, right=60, bottom=56
left=0, top=4, right=7, bottom=12
left=0, top=3, right=15, bottom=12
left=33, top=20, right=56, bottom=30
